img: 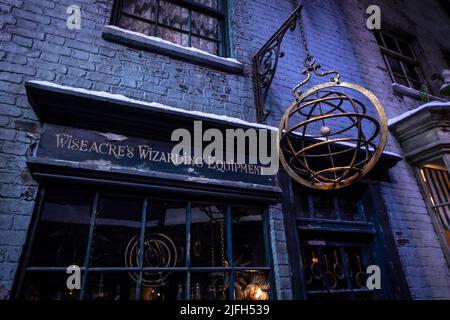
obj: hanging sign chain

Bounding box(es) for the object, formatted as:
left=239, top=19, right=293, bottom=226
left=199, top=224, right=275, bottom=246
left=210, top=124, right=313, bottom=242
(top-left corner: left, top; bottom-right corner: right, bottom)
left=298, top=10, right=311, bottom=60
left=292, top=12, right=341, bottom=99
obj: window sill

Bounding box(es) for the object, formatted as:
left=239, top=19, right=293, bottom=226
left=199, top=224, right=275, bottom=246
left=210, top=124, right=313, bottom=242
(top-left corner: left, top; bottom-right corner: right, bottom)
left=102, top=25, right=243, bottom=74
left=392, top=83, right=447, bottom=102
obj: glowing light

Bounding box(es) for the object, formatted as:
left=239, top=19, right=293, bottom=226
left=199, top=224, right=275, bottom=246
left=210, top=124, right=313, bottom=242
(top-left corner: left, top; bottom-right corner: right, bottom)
left=253, top=288, right=263, bottom=300
left=420, top=169, right=427, bottom=182
left=430, top=196, right=436, bottom=206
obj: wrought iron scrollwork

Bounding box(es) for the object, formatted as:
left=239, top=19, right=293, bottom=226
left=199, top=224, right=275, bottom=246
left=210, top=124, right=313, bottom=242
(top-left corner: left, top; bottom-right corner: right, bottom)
left=253, top=5, right=303, bottom=123
left=292, top=54, right=341, bottom=99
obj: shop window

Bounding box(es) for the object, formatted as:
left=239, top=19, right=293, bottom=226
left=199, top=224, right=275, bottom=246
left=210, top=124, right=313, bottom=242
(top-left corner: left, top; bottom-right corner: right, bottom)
left=17, top=186, right=271, bottom=300
left=111, top=0, right=228, bottom=56
left=291, top=184, right=384, bottom=300
left=301, top=244, right=372, bottom=300
left=375, top=31, right=425, bottom=90
left=419, top=160, right=450, bottom=250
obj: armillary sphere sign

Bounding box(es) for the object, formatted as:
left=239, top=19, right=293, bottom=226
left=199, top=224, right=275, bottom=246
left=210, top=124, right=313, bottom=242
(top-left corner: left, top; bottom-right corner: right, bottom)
left=278, top=78, right=387, bottom=190
left=274, top=7, right=387, bottom=190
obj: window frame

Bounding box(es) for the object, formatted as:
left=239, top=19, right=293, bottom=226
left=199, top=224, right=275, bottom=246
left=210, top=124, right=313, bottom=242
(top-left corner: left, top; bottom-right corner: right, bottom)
left=294, top=188, right=377, bottom=299
left=375, top=31, right=425, bottom=90
left=110, top=0, right=229, bottom=57
left=415, top=159, right=450, bottom=266
left=279, top=171, right=411, bottom=300
left=14, top=185, right=273, bottom=300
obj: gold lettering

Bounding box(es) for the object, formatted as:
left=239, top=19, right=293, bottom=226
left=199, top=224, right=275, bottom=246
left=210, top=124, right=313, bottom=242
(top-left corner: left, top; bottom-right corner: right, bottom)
left=138, top=145, right=151, bottom=160
left=108, top=144, right=119, bottom=158
left=117, top=145, right=125, bottom=158
left=152, top=151, right=160, bottom=161
left=89, top=141, right=99, bottom=153
left=55, top=134, right=71, bottom=149
left=79, top=140, right=89, bottom=152
left=99, top=143, right=109, bottom=154
left=127, top=146, right=134, bottom=158
left=70, top=139, right=80, bottom=151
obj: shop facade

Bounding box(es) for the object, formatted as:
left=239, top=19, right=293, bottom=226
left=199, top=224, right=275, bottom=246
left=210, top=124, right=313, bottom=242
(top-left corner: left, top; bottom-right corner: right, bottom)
left=0, top=0, right=449, bottom=300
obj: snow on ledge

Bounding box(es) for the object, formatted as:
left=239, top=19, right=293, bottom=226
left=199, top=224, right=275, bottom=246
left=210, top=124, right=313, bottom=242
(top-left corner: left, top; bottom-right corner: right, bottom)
left=103, top=25, right=242, bottom=68
left=388, top=101, right=450, bottom=127
left=27, top=80, right=402, bottom=159
left=27, top=80, right=274, bottom=130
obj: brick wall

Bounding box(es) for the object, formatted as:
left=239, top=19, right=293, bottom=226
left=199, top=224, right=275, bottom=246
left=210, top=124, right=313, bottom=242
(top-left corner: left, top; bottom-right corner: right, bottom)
left=341, top=0, right=450, bottom=299
left=0, top=0, right=298, bottom=299
left=0, top=0, right=449, bottom=299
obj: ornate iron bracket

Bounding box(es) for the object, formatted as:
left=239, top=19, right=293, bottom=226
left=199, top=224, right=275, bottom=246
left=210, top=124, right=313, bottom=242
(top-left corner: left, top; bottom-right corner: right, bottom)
left=253, top=5, right=303, bottom=123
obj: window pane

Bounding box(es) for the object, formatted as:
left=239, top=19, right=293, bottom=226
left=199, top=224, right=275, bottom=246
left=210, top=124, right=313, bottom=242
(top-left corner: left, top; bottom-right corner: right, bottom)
left=144, top=201, right=186, bottom=270
left=122, top=0, right=157, bottom=20
left=293, top=183, right=312, bottom=218
left=301, top=244, right=371, bottom=296
left=29, top=189, right=93, bottom=267
left=191, top=36, right=218, bottom=55
left=90, top=195, right=143, bottom=267
left=420, top=164, right=450, bottom=247
left=302, top=245, right=323, bottom=292
left=189, top=272, right=229, bottom=300
left=339, top=197, right=362, bottom=221
left=192, top=11, right=218, bottom=39
left=232, top=207, right=266, bottom=267
left=84, top=271, right=185, bottom=300
left=385, top=55, right=404, bottom=75
left=382, top=34, right=398, bottom=52
left=116, top=0, right=225, bottom=56
left=393, top=74, right=409, bottom=86
left=234, top=270, right=270, bottom=300
left=85, top=272, right=136, bottom=300
left=345, top=247, right=369, bottom=290
left=302, top=246, right=351, bottom=292
left=402, top=61, right=420, bottom=81
left=397, top=40, right=415, bottom=59
left=157, top=27, right=189, bottom=46
left=312, top=192, right=337, bottom=219
left=411, top=81, right=424, bottom=91
left=158, top=1, right=189, bottom=31
left=193, top=0, right=219, bottom=9
left=21, top=272, right=80, bottom=300
left=118, top=16, right=154, bottom=36
left=141, top=272, right=185, bottom=300
left=190, top=205, right=228, bottom=267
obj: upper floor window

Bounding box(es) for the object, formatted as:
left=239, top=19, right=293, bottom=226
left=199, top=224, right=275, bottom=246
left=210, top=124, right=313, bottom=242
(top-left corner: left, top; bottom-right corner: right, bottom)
left=375, top=31, right=424, bottom=90
left=111, top=0, right=228, bottom=56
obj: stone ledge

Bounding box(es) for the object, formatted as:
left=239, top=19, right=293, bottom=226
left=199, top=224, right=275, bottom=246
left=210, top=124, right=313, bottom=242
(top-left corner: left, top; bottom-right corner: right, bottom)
left=102, top=25, right=244, bottom=74
left=392, top=83, right=447, bottom=102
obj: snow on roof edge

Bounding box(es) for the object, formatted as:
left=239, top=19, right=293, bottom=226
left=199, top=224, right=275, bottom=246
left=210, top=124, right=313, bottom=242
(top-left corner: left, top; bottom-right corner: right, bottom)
left=388, top=101, right=450, bottom=127
left=27, top=80, right=275, bottom=130
left=27, top=80, right=402, bottom=159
